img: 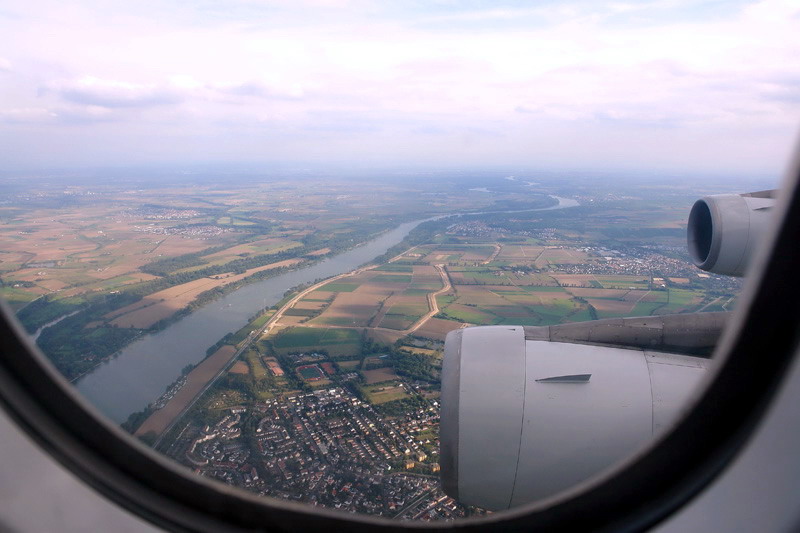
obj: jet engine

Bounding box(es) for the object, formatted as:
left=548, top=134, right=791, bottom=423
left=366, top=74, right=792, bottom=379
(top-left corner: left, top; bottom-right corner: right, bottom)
left=687, top=190, right=776, bottom=277
left=438, top=189, right=774, bottom=510
left=439, top=314, right=725, bottom=511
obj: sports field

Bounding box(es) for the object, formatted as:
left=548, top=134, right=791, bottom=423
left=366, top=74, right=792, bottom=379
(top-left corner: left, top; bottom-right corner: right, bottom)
left=297, top=364, right=325, bottom=381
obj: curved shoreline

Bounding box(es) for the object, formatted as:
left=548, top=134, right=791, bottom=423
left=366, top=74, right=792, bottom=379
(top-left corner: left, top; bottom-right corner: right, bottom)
left=133, top=197, right=579, bottom=438
left=76, top=195, right=579, bottom=423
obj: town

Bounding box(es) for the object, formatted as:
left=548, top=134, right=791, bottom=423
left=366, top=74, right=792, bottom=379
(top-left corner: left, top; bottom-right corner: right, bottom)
left=164, top=387, right=484, bottom=521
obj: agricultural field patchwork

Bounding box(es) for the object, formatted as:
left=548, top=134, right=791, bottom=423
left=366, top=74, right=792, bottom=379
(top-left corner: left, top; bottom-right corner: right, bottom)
left=268, top=218, right=732, bottom=357
left=293, top=265, right=438, bottom=332
left=3, top=175, right=747, bottom=427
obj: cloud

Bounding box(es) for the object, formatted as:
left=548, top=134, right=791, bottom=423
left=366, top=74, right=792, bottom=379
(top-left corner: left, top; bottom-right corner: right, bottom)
left=214, top=80, right=305, bottom=100
left=757, top=76, right=800, bottom=104
left=1, top=0, right=798, bottom=173
left=0, top=57, right=10, bottom=71
left=45, top=76, right=183, bottom=108
left=0, top=107, right=56, bottom=124
left=0, top=105, right=120, bottom=125
left=53, top=105, right=118, bottom=124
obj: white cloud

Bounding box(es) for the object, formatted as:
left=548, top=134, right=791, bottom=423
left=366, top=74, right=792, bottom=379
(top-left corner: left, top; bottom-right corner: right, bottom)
left=0, top=57, right=11, bottom=71
left=0, top=0, right=798, bottom=173
left=0, top=107, right=56, bottom=124
left=213, top=80, right=306, bottom=100
left=43, top=76, right=183, bottom=108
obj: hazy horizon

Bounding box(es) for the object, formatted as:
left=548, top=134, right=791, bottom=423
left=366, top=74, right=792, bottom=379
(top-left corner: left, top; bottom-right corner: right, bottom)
left=1, top=0, right=799, bottom=176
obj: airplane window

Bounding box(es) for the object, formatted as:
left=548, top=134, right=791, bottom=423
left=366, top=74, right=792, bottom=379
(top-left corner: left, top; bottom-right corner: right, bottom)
left=1, top=0, right=799, bottom=529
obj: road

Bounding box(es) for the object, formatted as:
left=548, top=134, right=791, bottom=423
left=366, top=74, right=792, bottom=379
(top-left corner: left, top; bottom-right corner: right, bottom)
left=146, top=252, right=420, bottom=445
left=261, top=269, right=369, bottom=336
left=148, top=250, right=449, bottom=445
left=149, top=271, right=364, bottom=447
left=483, top=244, right=502, bottom=264
left=407, top=264, right=451, bottom=334
left=392, top=489, right=436, bottom=519
left=270, top=262, right=452, bottom=337
left=261, top=245, right=420, bottom=334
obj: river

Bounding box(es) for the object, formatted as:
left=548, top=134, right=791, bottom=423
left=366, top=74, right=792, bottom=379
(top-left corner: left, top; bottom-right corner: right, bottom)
left=75, top=196, right=578, bottom=423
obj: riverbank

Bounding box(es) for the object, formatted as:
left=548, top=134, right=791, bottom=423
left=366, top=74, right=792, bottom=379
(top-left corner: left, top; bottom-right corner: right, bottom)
left=135, top=345, right=237, bottom=438
left=76, top=195, right=578, bottom=423
left=76, top=218, right=436, bottom=422
left=129, top=240, right=426, bottom=438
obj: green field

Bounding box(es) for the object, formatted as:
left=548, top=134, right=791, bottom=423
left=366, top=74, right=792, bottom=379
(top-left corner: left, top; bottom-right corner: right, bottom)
left=0, top=287, right=39, bottom=308
left=251, top=312, right=273, bottom=328
left=245, top=350, right=267, bottom=379
left=284, top=308, right=317, bottom=316
left=229, top=311, right=274, bottom=344
left=668, top=288, right=698, bottom=306
left=523, top=286, right=568, bottom=293
left=364, top=382, right=411, bottom=404
left=567, top=308, right=595, bottom=322
left=272, top=327, right=361, bottom=348
left=371, top=274, right=413, bottom=283
left=385, top=302, right=428, bottom=316
left=403, top=288, right=430, bottom=295
left=631, top=301, right=666, bottom=316
left=378, top=315, right=416, bottom=330
left=436, top=294, right=457, bottom=307
left=439, top=304, right=499, bottom=324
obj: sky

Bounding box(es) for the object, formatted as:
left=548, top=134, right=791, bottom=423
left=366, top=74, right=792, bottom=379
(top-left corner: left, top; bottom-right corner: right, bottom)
left=1, top=0, right=799, bottom=176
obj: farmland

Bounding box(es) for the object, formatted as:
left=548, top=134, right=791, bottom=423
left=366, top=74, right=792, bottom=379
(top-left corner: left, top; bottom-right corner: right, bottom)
left=362, top=367, right=400, bottom=384
left=8, top=173, right=534, bottom=379
left=270, top=326, right=362, bottom=357
left=2, top=172, right=752, bottom=444
left=280, top=266, right=439, bottom=332
left=256, top=176, right=746, bottom=362
left=267, top=249, right=712, bottom=344
left=99, top=172, right=759, bottom=522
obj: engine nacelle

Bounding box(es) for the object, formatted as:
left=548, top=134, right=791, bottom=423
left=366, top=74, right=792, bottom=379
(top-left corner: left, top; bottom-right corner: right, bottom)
left=687, top=190, right=776, bottom=277
left=440, top=323, right=711, bottom=510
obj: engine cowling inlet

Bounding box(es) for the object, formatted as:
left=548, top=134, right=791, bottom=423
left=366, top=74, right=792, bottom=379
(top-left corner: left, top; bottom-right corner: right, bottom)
left=687, top=191, right=776, bottom=277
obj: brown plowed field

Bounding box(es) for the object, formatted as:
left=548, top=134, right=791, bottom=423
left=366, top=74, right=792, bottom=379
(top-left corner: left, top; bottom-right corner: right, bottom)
left=229, top=361, right=249, bottom=374
left=586, top=298, right=636, bottom=314
left=363, top=368, right=399, bottom=384
left=413, top=318, right=463, bottom=341
left=106, top=258, right=303, bottom=329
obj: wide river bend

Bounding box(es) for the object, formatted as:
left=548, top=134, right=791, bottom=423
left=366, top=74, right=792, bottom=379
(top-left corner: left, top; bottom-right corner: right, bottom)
left=75, top=197, right=578, bottom=422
